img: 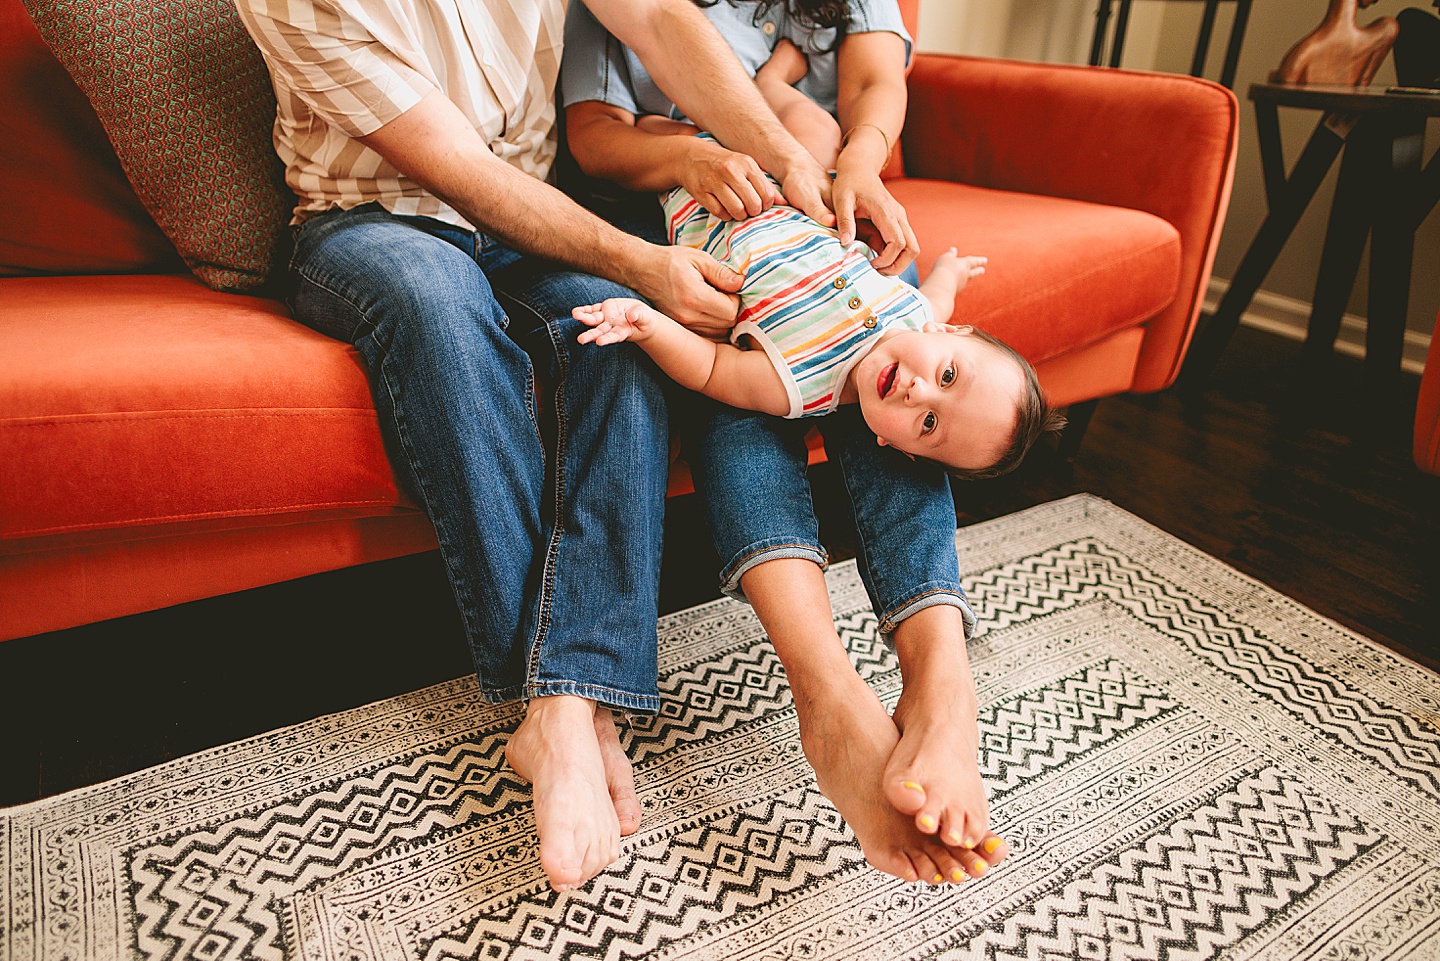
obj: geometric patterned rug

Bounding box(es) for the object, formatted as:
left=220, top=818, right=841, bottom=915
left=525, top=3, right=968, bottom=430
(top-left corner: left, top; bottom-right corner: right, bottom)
left=4, top=494, right=1439, bottom=961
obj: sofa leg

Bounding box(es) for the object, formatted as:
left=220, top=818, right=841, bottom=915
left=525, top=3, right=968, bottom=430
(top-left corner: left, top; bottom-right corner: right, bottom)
left=1055, top=399, right=1099, bottom=461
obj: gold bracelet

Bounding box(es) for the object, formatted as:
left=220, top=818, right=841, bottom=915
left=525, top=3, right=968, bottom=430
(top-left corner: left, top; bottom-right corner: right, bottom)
left=842, top=122, right=892, bottom=158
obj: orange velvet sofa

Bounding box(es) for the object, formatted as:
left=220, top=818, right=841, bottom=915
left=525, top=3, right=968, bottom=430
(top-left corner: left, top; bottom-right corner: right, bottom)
left=0, top=0, right=1237, bottom=641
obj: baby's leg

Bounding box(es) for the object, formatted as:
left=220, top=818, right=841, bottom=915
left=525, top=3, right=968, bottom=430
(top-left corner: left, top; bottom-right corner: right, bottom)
left=743, top=558, right=973, bottom=885
left=917, top=249, right=987, bottom=326
left=755, top=38, right=842, bottom=168
left=881, top=604, right=1010, bottom=877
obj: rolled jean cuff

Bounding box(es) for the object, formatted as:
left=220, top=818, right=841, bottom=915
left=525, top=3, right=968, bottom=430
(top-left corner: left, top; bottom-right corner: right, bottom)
left=523, top=679, right=660, bottom=714
left=877, top=588, right=977, bottom=639
left=719, top=538, right=829, bottom=603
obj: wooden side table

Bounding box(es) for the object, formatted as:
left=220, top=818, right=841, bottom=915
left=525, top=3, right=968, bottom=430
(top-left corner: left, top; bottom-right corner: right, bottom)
left=1182, top=82, right=1440, bottom=398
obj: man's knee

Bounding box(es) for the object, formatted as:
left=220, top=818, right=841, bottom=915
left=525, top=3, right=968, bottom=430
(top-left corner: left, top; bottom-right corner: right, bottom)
left=292, top=209, right=504, bottom=348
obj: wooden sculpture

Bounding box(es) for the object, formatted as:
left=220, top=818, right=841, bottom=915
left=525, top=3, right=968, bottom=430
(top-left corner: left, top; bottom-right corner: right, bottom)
left=1273, top=0, right=1400, bottom=85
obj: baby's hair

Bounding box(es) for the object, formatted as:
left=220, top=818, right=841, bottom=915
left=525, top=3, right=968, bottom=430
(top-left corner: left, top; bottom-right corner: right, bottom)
left=946, top=329, right=1067, bottom=482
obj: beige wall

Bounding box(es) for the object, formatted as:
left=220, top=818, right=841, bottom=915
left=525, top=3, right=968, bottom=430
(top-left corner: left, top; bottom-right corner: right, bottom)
left=916, top=0, right=1439, bottom=347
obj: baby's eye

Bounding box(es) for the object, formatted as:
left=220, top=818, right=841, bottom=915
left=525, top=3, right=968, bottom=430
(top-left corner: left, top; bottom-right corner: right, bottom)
left=921, top=412, right=937, bottom=434
left=940, top=365, right=956, bottom=386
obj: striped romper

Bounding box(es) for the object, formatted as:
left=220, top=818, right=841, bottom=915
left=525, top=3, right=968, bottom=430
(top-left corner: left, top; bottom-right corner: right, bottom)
left=662, top=171, right=933, bottom=419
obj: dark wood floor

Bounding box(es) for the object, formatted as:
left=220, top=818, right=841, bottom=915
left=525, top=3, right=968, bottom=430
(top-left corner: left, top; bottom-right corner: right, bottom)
left=2, top=324, right=1436, bottom=808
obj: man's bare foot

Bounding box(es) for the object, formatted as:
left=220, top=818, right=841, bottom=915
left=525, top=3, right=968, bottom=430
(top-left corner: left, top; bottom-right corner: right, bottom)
left=505, top=695, right=622, bottom=892
left=756, top=36, right=809, bottom=89
left=799, top=673, right=974, bottom=885
left=881, top=607, right=1009, bottom=879
left=594, top=707, right=643, bottom=836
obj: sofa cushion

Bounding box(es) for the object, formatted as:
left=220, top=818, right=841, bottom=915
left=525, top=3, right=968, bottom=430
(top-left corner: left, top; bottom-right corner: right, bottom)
left=0, top=276, right=416, bottom=551
left=889, top=178, right=1182, bottom=367
left=22, top=0, right=293, bottom=292
left=0, top=0, right=181, bottom=277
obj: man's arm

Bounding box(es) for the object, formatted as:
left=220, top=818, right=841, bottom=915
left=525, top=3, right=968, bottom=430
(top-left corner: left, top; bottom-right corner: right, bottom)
left=357, top=89, right=742, bottom=336
left=582, top=0, right=834, bottom=226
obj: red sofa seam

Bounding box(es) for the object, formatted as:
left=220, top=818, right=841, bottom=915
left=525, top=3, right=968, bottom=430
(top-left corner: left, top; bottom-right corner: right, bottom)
left=4, top=499, right=412, bottom=541
left=1, top=408, right=378, bottom=426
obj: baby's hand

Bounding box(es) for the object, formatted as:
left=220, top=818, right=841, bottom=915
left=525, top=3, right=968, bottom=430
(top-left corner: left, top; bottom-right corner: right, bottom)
left=930, top=249, right=987, bottom=295
left=574, top=298, right=654, bottom=346
left=956, top=254, right=988, bottom=283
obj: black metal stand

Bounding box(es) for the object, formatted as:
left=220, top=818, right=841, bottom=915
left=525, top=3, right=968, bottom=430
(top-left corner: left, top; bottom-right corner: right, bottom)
left=1090, top=0, right=1254, bottom=89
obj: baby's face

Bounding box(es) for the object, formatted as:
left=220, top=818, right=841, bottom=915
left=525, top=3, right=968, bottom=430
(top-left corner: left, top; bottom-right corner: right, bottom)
left=852, top=324, right=1024, bottom=471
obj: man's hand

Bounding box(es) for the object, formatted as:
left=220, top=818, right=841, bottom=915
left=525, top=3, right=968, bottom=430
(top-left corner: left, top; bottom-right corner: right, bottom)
left=834, top=167, right=918, bottom=275
left=681, top=138, right=781, bottom=220
left=633, top=245, right=743, bottom=340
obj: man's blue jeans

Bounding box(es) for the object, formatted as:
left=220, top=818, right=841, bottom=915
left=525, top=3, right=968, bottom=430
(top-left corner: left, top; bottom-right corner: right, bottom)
left=288, top=203, right=667, bottom=712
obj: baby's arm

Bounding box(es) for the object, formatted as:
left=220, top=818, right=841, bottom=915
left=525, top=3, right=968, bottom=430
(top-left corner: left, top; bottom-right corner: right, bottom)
left=575, top=299, right=791, bottom=416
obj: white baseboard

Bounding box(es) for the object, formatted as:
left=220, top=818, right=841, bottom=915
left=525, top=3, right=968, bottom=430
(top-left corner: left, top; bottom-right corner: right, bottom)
left=1203, top=278, right=1431, bottom=376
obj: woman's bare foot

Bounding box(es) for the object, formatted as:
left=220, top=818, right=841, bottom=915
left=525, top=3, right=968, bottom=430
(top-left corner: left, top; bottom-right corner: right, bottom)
left=505, top=695, right=623, bottom=892
left=799, top=672, right=975, bottom=885
left=740, top=559, right=968, bottom=884
left=881, top=606, right=1009, bottom=879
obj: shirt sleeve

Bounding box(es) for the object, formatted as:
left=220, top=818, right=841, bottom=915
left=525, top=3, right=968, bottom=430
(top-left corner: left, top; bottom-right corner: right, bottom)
left=559, top=0, right=640, bottom=113
left=234, top=0, right=433, bottom=138
left=848, top=0, right=913, bottom=66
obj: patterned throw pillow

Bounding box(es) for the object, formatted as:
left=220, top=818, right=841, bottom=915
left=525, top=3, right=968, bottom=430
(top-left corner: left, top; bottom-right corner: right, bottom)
left=24, top=0, right=294, bottom=292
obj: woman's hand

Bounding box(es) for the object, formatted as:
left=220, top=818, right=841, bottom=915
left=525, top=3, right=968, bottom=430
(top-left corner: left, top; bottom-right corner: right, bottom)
left=831, top=30, right=914, bottom=274
left=680, top=137, right=782, bottom=221
left=833, top=163, right=918, bottom=276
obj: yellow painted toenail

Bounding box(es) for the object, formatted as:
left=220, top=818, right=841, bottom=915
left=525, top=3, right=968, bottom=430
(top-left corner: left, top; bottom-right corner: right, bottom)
left=933, top=874, right=944, bottom=883
left=948, top=831, right=965, bottom=845
left=903, top=781, right=924, bottom=794
left=919, top=815, right=936, bottom=830
left=971, top=860, right=987, bottom=875
left=950, top=868, right=965, bottom=882
left=983, top=837, right=1002, bottom=853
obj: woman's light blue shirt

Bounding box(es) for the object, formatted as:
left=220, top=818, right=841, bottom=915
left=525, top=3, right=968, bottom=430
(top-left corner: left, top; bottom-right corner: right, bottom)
left=560, top=0, right=912, bottom=121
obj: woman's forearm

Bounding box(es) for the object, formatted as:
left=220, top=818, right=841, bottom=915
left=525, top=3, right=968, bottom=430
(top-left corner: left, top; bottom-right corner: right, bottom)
left=834, top=32, right=909, bottom=178
left=567, top=105, right=697, bottom=191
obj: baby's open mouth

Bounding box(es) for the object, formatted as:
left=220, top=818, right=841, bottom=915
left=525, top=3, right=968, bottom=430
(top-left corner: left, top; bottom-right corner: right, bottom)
left=878, top=362, right=898, bottom=399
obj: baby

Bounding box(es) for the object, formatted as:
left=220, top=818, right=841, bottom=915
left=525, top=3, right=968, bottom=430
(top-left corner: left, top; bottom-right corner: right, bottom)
left=574, top=150, right=1059, bottom=478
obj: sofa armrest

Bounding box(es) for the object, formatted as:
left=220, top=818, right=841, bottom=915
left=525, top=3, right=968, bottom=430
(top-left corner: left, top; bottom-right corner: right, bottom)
left=902, top=55, right=1238, bottom=393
